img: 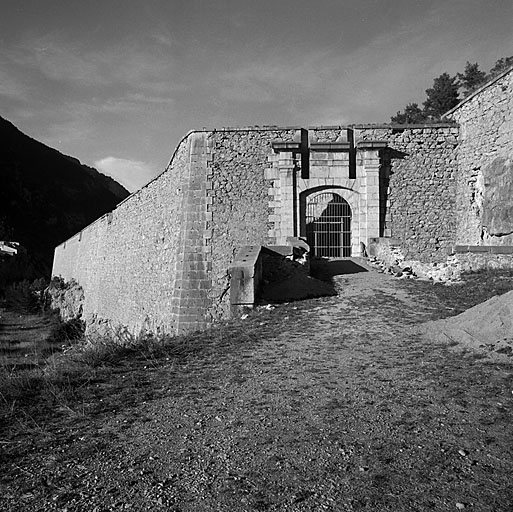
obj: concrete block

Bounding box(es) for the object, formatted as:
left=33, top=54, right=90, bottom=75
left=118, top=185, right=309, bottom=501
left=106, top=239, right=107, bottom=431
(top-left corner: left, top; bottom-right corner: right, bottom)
left=229, top=246, right=263, bottom=312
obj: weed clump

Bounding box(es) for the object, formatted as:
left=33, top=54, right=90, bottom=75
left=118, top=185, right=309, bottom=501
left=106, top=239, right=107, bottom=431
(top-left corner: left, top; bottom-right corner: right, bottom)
left=4, top=278, right=47, bottom=314
left=48, top=317, right=86, bottom=345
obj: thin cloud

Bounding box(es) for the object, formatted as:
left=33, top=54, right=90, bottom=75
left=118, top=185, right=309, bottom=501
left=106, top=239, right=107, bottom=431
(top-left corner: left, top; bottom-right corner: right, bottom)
left=0, top=70, right=29, bottom=102
left=217, top=50, right=331, bottom=103
left=95, top=156, right=157, bottom=192
left=3, top=32, right=184, bottom=100
left=6, top=38, right=108, bottom=87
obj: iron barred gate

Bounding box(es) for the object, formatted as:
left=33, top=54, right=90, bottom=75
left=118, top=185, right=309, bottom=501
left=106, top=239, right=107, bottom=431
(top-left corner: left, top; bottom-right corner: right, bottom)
left=305, top=192, right=351, bottom=257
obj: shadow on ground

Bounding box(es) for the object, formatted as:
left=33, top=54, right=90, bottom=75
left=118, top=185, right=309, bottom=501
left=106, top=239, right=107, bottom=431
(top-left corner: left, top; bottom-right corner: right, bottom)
left=311, top=258, right=368, bottom=284
left=260, top=258, right=368, bottom=303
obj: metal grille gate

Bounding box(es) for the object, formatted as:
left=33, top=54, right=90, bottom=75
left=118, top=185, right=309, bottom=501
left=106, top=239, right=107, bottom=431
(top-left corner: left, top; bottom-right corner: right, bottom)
left=305, top=193, right=351, bottom=257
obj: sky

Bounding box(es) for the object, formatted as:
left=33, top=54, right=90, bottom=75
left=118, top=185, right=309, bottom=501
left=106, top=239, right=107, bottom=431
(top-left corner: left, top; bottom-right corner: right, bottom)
left=1, top=0, right=512, bottom=192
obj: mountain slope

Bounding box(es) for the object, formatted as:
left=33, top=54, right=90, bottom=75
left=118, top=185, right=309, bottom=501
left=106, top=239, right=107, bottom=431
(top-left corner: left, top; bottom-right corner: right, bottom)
left=0, top=116, right=130, bottom=285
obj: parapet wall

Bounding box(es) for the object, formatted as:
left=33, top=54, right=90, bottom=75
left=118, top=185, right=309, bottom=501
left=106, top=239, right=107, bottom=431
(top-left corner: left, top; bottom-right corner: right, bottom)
left=448, top=68, right=513, bottom=245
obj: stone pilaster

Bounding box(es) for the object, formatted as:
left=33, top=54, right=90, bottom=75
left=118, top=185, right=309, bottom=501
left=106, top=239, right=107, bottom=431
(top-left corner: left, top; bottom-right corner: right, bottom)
left=357, top=141, right=387, bottom=248
left=270, top=136, right=301, bottom=244
left=173, top=132, right=212, bottom=334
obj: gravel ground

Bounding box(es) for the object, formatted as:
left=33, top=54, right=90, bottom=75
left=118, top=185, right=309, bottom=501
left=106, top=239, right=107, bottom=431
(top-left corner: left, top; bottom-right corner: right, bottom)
left=1, top=263, right=513, bottom=511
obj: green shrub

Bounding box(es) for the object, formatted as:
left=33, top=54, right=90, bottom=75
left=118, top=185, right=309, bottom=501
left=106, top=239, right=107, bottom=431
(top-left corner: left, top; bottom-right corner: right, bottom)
left=4, top=279, right=45, bottom=313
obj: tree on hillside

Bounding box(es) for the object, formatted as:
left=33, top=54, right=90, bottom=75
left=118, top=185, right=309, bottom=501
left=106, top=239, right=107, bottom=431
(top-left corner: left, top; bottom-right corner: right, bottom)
left=487, top=55, right=513, bottom=80
left=457, top=61, right=487, bottom=97
left=423, top=72, right=459, bottom=119
left=391, top=103, right=427, bottom=124
left=390, top=55, right=513, bottom=124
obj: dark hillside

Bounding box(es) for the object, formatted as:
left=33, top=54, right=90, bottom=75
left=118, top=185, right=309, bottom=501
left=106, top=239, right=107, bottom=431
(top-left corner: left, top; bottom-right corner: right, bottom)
left=0, top=116, right=129, bottom=286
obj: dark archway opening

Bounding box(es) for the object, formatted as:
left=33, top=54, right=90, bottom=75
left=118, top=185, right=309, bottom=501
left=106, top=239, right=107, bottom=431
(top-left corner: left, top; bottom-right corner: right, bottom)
left=306, top=192, right=351, bottom=257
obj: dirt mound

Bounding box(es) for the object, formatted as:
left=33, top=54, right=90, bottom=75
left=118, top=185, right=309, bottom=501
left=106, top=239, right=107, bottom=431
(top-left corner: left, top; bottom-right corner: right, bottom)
left=260, top=273, right=336, bottom=302
left=421, top=290, right=513, bottom=361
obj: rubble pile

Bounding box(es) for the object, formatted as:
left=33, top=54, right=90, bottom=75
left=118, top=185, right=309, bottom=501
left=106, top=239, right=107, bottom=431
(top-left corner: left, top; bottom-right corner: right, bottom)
left=366, top=255, right=461, bottom=283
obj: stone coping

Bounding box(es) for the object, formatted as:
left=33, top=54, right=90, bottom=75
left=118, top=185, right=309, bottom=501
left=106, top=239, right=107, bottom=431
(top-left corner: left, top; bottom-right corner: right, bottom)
left=232, top=245, right=262, bottom=267
left=202, top=122, right=457, bottom=132
left=449, top=245, right=513, bottom=255
left=444, top=65, right=513, bottom=117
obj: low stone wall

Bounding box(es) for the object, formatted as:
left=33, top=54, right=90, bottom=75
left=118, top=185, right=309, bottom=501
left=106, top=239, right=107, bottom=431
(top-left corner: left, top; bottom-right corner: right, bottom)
left=229, top=246, right=263, bottom=316
left=449, top=246, right=513, bottom=274
left=369, top=237, right=513, bottom=281
left=228, top=240, right=310, bottom=315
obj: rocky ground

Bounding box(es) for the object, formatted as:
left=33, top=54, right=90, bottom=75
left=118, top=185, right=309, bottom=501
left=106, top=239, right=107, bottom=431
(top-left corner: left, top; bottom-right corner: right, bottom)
left=1, top=262, right=513, bottom=511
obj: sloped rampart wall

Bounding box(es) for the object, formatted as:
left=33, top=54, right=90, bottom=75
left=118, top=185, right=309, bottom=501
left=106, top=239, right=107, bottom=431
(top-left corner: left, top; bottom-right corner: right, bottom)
left=52, top=132, right=212, bottom=336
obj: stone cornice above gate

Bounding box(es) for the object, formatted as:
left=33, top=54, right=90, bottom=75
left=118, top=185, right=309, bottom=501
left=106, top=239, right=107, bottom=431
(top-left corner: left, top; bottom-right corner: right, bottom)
left=271, top=139, right=351, bottom=153
left=355, top=140, right=388, bottom=150
left=309, top=141, right=351, bottom=151
left=272, top=138, right=387, bottom=153
left=271, top=141, right=301, bottom=153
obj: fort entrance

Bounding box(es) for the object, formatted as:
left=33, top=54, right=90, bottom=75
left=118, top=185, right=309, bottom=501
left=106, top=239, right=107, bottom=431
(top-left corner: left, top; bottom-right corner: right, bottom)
left=306, top=192, right=351, bottom=257
left=269, top=134, right=385, bottom=258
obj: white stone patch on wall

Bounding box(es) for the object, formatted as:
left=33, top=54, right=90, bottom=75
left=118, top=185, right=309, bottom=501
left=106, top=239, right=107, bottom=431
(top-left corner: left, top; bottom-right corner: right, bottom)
left=450, top=68, right=513, bottom=245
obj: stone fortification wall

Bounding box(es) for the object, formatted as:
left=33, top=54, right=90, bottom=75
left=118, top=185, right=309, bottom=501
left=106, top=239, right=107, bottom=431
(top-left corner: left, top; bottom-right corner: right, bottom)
left=266, top=124, right=458, bottom=263
left=207, top=128, right=296, bottom=321
left=53, top=124, right=461, bottom=336
left=52, top=132, right=212, bottom=336
left=356, top=124, right=458, bottom=261
left=448, top=68, right=513, bottom=245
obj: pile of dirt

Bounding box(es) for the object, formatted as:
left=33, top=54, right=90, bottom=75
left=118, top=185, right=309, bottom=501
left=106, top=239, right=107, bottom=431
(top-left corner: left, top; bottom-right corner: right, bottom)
left=420, top=290, right=513, bottom=361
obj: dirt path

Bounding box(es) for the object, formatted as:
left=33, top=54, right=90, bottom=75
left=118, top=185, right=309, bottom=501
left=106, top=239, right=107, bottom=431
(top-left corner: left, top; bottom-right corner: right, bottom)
left=1, top=265, right=513, bottom=511
left=0, top=307, right=58, bottom=365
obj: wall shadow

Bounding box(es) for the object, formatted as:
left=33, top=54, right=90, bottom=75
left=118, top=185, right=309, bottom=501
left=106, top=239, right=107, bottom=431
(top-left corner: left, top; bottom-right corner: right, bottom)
left=310, top=258, right=367, bottom=284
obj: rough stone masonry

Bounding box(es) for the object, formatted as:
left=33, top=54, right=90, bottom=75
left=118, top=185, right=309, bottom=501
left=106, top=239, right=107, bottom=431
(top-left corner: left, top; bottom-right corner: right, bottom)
left=52, top=66, right=513, bottom=337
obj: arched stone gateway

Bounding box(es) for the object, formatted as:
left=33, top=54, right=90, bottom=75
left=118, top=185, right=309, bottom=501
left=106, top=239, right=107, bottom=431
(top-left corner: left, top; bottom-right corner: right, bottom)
left=305, top=192, right=351, bottom=257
